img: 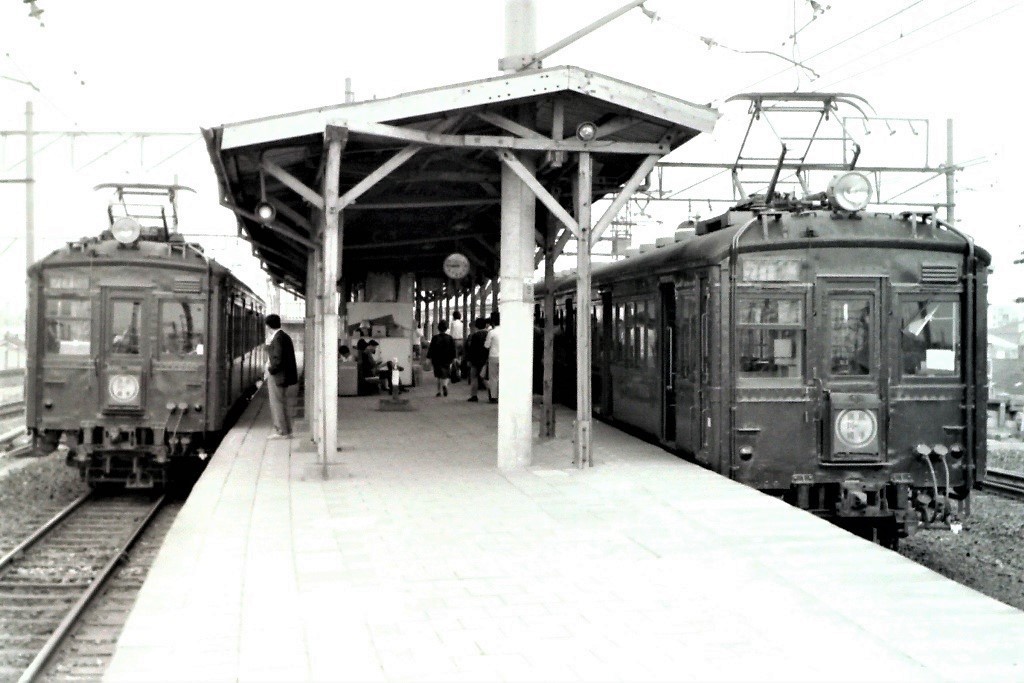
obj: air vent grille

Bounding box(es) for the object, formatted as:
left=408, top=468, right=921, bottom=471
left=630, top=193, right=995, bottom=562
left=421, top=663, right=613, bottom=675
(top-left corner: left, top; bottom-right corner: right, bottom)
left=173, top=278, right=202, bottom=294
left=921, top=264, right=959, bottom=284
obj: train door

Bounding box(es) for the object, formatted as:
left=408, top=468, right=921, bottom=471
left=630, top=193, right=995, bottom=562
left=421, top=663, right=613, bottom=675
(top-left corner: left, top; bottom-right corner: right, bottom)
left=660, top=281, right=677, bottom=444
left=696, top=274, right=715, bottom=465
left=101, top=288, right=151, bottom=414
left=814, top=277, right=888, bottom=463
left=675, top=279, right=698, bottom=455
left=600, top=291, right=613, bottom=416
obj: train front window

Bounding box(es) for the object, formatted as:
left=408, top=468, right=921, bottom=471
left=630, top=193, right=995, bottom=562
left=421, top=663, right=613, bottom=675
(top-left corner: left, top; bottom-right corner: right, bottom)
left=828, top=297, right=872, bottom=376
left=736, top=297, right=804, bottom=385
left=161, top=301, right=206, bottom=356
left=900, top=299, right=959, bottom=377
left=45, top=299, right=91, bottom=355
left=109, top=300, right=142, bottom=355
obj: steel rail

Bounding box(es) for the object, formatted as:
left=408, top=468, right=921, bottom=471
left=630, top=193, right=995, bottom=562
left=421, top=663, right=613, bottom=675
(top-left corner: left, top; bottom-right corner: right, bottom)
left=17, top=494, right=166, bottom=683
left=0, top=491, right=92, bottom=573
left=0, top=399, right=25, bottom=418
left=981, top=467, right=1024, bottom=502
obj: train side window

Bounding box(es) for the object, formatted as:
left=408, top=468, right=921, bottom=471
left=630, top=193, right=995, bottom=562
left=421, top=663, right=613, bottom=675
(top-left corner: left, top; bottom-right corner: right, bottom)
left=900, top=299, right=959, bottom=377
left=109, top=300, right=142, bottom=355
left=678, top=286, right=697, bottom=379
left=45, top=299, right=91, bottom=355
left=736, top=296, right=804, bottom=385
left=160, top=301, right=206, bottom=356
left=828, top=296, right=871, bottom=376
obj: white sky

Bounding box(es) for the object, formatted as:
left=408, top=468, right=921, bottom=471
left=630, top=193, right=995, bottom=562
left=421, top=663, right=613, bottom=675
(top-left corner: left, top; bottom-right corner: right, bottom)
left=1, top=0, right=1022, bottom=314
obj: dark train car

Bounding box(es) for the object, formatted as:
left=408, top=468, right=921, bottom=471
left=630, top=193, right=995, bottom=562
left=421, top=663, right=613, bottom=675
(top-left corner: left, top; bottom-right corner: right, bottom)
left=26, top=187, right=265, bottom=488
left=540, top=171, right=989, bottom=543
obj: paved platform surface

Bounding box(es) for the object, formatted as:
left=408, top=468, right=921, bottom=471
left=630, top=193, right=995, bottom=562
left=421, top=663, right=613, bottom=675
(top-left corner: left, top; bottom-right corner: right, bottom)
left=106, top=381, right=1024, bottom=682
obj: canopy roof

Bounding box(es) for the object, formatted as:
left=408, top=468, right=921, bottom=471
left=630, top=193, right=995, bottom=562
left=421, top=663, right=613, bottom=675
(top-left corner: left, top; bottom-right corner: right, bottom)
left=204, top=65, right=718, bottom=295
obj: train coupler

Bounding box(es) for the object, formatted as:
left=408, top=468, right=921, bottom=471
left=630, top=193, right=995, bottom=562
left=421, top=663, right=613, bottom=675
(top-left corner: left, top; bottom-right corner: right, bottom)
left=125, top=456, right=155, bottom=489
left=837, top=480, right=888, bottom=518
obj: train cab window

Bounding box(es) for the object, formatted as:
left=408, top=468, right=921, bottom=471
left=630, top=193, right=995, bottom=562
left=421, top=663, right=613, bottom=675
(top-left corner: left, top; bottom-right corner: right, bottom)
left=736, top=297, right=804, bottom=385
left=828, top=297, right=871, bottom=376
left=109, top=300, right=142, bottom=355
left=160, top=301, right=206, bottom=356
left=900, top=299, right=959, bottom=377
left=45, top=299, right=91, bottom=355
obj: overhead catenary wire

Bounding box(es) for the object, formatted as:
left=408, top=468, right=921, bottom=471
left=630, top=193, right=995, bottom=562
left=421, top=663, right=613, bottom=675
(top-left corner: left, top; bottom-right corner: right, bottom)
left=648, top=11, right=819, bottom=79
left=724, top=0, right=930, bottom=99
left=814, top=1, right=1019, bottom=91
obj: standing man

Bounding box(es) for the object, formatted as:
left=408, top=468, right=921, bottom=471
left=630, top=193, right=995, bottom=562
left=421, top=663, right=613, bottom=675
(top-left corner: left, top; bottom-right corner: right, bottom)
left=484, top=311, right=500, bottom=404
left=264, top=314, right=298, bottom=439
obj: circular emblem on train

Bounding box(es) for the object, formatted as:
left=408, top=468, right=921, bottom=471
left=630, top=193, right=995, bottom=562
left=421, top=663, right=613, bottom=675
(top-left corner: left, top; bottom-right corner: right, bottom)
left=834, top=409, right=877, bottom=448
left=108, top=374, right=140, bottom=403
left=443, top=253, right=470, bottom=280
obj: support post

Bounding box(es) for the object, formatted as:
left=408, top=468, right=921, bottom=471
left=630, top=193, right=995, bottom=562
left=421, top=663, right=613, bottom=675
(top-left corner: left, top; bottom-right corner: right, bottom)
left=497, top=152, right=536, bottom=470
left=304, top=251, right=316, bottom=431
left=320, top=128, right=345, bottom=478
left=542, top=211, right=556, bottom=438
left=574, top=152, right=593, bottom=468
left=312, top=243, right=324, bottom=454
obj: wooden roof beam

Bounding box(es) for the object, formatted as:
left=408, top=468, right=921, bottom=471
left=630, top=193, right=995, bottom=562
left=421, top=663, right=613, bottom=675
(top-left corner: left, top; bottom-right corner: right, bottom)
left=333, top=119, right=670, bottom=155
left=497, top=149, right=579, bottom=239
left=261, top=157, right=324, bottom=210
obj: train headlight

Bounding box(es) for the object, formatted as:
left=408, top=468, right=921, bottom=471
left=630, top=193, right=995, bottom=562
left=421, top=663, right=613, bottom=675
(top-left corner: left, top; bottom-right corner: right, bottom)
left=834, top=409, right=877, bottom=448
left=108, top=374, right=140, bottom=403
left=111, top=217, right=142, bottom=245
left=826, top=172, right=872, bottom=212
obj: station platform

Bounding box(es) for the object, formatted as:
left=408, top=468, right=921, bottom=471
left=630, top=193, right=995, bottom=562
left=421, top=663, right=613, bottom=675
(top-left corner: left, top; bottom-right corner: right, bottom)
left=106, top=382, right=1024, bottom=682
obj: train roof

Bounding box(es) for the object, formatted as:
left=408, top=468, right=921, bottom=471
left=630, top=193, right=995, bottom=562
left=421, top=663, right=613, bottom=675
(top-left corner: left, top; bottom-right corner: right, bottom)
left=28, top=232, right=262, bottom=302
left=539, top=209, right=990, bottom=295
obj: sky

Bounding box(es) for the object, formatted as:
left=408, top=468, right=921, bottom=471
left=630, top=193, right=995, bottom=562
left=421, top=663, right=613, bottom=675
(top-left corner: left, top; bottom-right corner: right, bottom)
left=1, top=0, right=1022, bottom=319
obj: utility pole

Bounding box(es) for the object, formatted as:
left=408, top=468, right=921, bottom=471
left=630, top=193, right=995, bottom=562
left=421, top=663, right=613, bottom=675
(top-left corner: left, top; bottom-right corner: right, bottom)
left=25, top=101, right=35, bottom=269
left=946, top=118, right=955, bottom=225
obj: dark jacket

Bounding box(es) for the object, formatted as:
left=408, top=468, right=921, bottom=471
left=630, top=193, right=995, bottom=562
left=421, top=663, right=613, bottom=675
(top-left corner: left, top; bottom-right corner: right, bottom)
left=267, top=330, right=298, bottom=387
left=466, top=329, right=490, bottom=368
left=426, top=333, right=457, bottom=369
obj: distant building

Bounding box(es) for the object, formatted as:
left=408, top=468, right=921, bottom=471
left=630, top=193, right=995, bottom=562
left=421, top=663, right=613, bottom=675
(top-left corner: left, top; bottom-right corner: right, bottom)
left=989, top=316, right=1024, bottom=412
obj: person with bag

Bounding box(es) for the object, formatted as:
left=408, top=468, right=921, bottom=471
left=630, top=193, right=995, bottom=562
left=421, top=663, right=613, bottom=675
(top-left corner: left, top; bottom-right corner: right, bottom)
left=426, top=320, right=457, bottom=397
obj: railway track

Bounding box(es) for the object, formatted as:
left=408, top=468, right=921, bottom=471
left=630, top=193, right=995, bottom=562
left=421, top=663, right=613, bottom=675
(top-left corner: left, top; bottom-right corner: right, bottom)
left=0, top=400, right=24, bottom=420
left=981, top=467, right=1024, bottom=502
left=0, top=491, right=164, bottom=682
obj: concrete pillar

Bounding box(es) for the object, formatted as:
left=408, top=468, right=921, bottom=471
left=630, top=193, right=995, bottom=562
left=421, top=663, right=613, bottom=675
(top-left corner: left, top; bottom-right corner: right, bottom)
left=504, top=0, right=536, bottom=63
left=497, top=154, right=536, bottom=470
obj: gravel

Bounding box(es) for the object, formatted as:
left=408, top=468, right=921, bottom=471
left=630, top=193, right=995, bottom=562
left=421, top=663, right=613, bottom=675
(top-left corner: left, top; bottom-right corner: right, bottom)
left=0, top=451, right=87, bottom=557
left=899, top=441, right=1024, bottom=611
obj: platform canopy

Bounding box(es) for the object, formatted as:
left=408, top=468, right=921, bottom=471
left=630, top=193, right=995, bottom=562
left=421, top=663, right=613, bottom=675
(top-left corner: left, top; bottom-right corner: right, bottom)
left=203, top=65, right=717, bottom=294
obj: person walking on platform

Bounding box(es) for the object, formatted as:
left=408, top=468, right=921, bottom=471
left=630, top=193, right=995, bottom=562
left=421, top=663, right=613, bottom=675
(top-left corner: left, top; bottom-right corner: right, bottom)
left=484, top=311, right=500, bottom=403
left=264, top=314, right=297, bottom=439
left=465, top=317, right=489, bottom=402
left=426, top=320, right=457, bottom=397
left=450, top=310, right=465, bottom=361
